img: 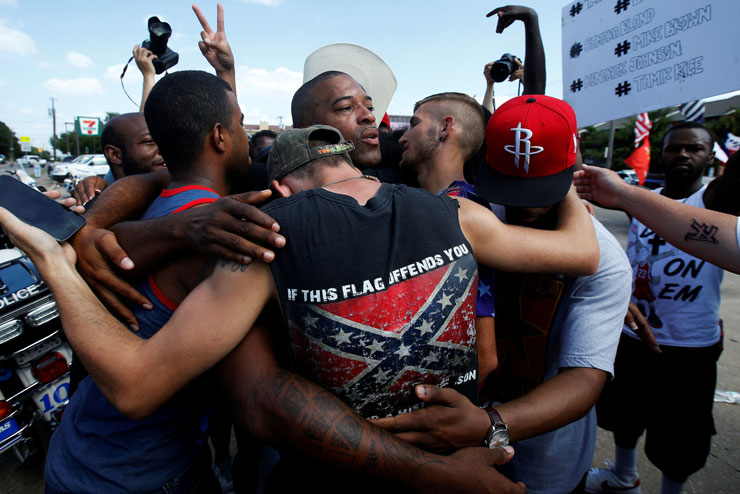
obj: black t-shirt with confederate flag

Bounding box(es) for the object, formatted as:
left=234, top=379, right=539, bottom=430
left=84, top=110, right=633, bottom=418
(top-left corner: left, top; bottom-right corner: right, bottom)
left=262, top=183, right=480, bottom=420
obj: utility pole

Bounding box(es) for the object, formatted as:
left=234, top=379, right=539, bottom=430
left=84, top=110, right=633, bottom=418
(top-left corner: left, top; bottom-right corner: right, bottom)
left=49, top=98, right=57, bottom=161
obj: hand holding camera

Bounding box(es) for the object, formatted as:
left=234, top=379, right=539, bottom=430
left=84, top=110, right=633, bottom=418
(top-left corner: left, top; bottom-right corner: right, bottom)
left=487, top=54, right=523, bottom=83
left=133, top=44, right=156, bottom=79
left=141, top=16, right=179, bottom=74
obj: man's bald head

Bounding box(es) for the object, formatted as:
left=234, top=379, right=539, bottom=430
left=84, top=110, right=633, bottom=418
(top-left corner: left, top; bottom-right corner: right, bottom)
left=102, top=112, right=165, bottom=180
left=291, top=71, right=348, bottom=127
left=102, top=113, right=145, bottom=153
left=290, top=72, right=381, bottom=168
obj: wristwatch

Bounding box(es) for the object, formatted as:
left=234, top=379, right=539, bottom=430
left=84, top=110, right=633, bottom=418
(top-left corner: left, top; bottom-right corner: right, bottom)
left=483, top=407, right=510, bottom=449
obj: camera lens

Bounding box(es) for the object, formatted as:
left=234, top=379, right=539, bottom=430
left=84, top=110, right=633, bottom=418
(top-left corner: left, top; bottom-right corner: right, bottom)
left=147, top=17, right=172, bottom=55
left=491, top=60, right=512, bottom=83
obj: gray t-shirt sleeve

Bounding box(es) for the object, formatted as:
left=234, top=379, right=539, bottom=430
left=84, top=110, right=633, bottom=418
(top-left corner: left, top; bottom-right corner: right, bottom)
left=555, top=219, right=633, bottom=377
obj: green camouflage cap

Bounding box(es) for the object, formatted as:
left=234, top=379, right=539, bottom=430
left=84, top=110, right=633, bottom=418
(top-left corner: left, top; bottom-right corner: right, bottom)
left=266, top=125, right=355, bottom=183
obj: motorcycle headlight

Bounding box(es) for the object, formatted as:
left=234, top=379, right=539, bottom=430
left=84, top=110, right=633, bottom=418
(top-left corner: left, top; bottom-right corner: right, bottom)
left=0, top=320, right=23, bottom=344
left=25, top=301, right=59, bottom=327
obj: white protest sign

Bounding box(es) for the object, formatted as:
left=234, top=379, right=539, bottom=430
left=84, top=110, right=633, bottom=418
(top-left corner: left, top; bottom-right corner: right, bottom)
left=562, top=0, right=740, bottom=127
left=76, top=117, right=101, bottom=137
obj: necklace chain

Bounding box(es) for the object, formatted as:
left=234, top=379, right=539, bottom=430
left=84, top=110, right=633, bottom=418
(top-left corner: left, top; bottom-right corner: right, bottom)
left=321, top=174, right=380, bottom=188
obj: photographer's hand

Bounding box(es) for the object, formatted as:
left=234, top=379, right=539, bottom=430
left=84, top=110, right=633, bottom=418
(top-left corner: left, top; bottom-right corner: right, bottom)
left=192, top=3, right=237, bottom=95
left=508, top=57, right=524, bottom=82
left=133, top=44, right=156, bottom=111
left=484, top=62, right=496, bottom=86
left=482, top=62, right=496, bottom=112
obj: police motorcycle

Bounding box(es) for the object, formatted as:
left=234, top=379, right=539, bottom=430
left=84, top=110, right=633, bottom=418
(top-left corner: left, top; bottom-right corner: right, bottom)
left=0, top=174, right=73, bottom=466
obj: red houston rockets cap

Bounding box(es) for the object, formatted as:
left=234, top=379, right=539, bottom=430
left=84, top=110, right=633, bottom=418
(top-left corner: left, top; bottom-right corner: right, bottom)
left=475, top=95, right=578, bottom=207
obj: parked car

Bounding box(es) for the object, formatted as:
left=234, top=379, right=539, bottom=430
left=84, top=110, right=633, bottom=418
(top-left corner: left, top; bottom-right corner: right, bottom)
left=15, top=156, right=41, bottom=168
left=616, top=169, right=639, bottom=186
left=50, top=154, right=109, bottom=183
left=643, top=172, right=665, bottom=190
left=615, top=170, right=665, bottom=190
left=0, top=154, right=6, bottom=164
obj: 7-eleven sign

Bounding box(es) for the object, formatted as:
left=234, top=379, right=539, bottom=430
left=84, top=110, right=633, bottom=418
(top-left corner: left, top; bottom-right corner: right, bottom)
left=76, top=117, right=101, bottom=137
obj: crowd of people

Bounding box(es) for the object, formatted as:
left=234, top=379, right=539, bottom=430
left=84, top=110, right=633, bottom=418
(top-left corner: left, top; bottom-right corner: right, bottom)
left=0, top=3, right=738, bottom=494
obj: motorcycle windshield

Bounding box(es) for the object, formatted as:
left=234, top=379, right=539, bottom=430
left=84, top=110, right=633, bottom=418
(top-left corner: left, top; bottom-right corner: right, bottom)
left=0, top=260, right=40, bottom=298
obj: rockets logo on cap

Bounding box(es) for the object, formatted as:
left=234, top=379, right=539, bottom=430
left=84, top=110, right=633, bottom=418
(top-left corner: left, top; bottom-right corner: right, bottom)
left=504, top=122, right=544, bottom=173
left=474, top=95, right=578, bottom=208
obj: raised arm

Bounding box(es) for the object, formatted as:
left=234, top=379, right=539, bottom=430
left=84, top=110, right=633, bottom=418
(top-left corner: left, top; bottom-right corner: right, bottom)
left=133, top=44, right=157, bottom=111
left=487, top=5, right=545, bottom=95
left=192, top=3, right=236, bottom=96
left=0, top=207, right=276, bottom=419
left=482, top=62, right=496, bottom=112
left=459, top=186, right=599, bottom=276
left=575, top=163, right=740, bottom=274
left=218, top=322, right=525, bottom=493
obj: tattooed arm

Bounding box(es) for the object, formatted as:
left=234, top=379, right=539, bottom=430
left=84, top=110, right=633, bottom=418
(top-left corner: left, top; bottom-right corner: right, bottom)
left=575, top=164, right=740, bottom=274
left=218, top=323, right=525, bottom=493
left=0, top=203, right=276, bottom=420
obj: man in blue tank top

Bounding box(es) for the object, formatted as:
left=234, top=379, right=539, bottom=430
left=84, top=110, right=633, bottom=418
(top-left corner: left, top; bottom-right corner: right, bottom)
left=45, top=70, right=250, bottom=494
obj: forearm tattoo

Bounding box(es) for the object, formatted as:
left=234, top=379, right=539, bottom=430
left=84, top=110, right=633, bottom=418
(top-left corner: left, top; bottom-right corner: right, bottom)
left=258, top=368, right=444, bottom=482
left=685, top=219, right=719, bottom=244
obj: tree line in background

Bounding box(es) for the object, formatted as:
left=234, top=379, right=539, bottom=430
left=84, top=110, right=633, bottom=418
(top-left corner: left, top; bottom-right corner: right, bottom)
left=579, top=108, right=740, bottom=173
left=0, top=113, right=120, bottom=161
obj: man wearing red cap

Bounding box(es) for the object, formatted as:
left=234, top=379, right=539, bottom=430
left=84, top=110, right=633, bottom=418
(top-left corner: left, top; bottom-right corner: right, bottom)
left=376, top=95, right=633, bottom=494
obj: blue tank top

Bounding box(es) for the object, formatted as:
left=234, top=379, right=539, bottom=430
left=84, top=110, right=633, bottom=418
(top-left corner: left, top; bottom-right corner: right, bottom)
left=45, top=185, right=219, bottom=493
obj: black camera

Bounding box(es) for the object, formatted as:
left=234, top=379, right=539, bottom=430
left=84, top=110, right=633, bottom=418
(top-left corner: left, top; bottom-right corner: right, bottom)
left=142, top=16, right=179, bottom=74
left=490, top=53, right=520, bottom=83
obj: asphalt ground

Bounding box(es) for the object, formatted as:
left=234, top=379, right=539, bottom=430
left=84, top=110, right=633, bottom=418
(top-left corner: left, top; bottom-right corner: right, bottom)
left=1, top=165, right=738, bottom=493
